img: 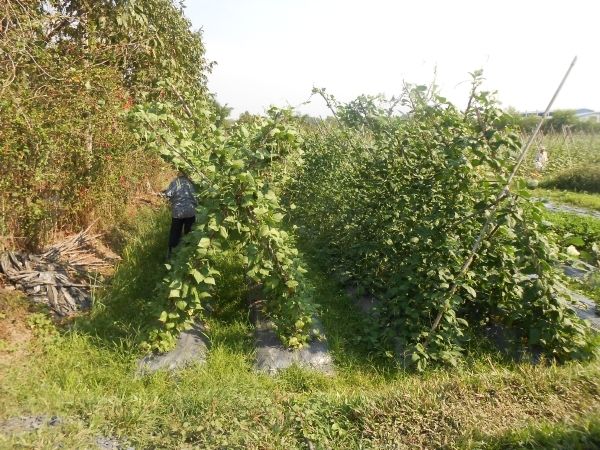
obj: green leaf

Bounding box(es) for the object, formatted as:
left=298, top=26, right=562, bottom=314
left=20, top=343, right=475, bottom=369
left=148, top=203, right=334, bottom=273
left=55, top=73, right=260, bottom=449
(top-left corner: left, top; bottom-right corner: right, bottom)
left=462, top=284, right=477, bottom=298
left=190, top=269, right=204, bottom=283
left=219, top=226, right=228, bottom=239
left=565, top=236, right=585, bottom=247
left=264, top=190, right=277, bottom=201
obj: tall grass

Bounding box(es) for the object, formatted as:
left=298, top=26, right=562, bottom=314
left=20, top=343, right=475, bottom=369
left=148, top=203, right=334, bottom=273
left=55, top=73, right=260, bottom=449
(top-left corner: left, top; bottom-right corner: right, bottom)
left=74, top=206, right=172, bottom=351
left=462, top=414, right=600, bottom=449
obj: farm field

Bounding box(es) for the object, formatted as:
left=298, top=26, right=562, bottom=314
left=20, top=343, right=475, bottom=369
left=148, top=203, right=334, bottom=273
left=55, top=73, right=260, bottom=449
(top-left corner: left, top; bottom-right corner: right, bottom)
left=523, top=133, right=600, bottom=178
left=526, top=139, right=600, bottom=310
left=3, top=135, right=600, bottom=448
left=1, top=207, right=600, bottom=449
left=2, top=2, right=600, bottom=449
left=524, top=134, right=600, bottom=209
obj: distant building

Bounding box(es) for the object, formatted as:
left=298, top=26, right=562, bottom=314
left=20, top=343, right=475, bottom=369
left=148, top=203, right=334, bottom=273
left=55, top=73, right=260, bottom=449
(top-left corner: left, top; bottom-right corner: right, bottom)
left=521, top=110, right=546, bottom=117
left=575, top=110, right=600, bottom=122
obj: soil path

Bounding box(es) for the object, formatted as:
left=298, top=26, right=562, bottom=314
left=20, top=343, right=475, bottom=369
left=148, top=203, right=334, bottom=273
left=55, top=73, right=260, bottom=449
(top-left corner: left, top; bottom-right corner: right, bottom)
left=542, top=200, right=600, bottom=220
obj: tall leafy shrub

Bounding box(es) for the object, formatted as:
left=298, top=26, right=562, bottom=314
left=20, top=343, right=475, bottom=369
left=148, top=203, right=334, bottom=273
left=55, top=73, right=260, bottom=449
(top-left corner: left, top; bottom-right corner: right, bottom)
left=288, top=84, right=594, bottom=369
left=0, top=0, right=212, bottom=248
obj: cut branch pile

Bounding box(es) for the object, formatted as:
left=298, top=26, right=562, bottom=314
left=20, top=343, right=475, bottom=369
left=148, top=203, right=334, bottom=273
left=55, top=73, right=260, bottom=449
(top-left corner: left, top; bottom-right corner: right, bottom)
left=0, top=228, right=119, bottom=316
left=41, top=228, right=116, bottom=272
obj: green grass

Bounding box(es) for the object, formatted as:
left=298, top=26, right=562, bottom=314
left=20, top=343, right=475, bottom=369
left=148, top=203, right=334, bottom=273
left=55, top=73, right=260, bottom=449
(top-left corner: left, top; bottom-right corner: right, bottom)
left=76, top=206, right=173, bottom=350
left=534, top=188, right=600, bottom=212
left=2, top=207, right=600, bottom=449
left=461, top=414, right=600, bottom=449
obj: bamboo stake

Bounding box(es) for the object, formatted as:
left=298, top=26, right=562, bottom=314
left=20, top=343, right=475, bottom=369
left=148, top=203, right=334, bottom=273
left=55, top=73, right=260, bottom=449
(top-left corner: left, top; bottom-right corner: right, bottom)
left=427, top=56, right=578, bottom=339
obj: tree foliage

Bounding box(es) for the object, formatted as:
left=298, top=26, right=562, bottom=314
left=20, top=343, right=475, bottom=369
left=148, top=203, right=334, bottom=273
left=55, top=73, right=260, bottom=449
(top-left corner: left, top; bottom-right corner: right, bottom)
left=0, top=0, right=210, bottom=248
left=509, top=110, right=600, bottom=134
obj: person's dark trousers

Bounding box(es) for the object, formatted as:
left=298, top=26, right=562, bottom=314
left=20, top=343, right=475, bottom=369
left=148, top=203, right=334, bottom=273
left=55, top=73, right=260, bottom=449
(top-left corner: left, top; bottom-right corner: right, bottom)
left=168, top=216, right=195, bottom=255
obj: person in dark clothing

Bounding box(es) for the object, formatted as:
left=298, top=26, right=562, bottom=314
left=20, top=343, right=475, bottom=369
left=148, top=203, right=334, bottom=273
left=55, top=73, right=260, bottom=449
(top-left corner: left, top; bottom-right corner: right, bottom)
left=162, top=171, right=197, bottom=256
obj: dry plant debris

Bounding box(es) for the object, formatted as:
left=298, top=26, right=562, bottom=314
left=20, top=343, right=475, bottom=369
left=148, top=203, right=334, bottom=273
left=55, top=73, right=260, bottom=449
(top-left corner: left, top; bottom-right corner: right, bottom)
left=0, top=228, right=119, bottom=316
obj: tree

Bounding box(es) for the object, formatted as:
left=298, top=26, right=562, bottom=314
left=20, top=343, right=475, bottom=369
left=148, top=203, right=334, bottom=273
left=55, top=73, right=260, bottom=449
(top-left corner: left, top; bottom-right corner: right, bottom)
left=0, top=0, right=213, bottom=248
left=547, top=110, right=578, bottom=131
left=212, top=100, right=234, bottom=128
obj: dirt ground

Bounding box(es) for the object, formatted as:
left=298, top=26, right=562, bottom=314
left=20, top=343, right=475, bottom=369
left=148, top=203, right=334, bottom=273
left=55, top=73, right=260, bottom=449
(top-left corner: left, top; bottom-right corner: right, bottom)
left=0, top=287, right=33, bottom=367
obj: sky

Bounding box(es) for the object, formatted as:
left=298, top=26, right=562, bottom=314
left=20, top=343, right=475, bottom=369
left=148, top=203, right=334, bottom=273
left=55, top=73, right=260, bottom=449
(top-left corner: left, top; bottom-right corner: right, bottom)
left=181, top=0, right=600, bottom=118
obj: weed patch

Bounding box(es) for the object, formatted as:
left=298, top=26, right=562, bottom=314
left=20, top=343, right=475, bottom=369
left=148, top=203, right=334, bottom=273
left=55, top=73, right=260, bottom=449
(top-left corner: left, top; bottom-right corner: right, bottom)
left=541, top=165, right=600, bottom=193
left=0, top=290, right=33, bottom=366
left=462, top=413, right=600, bottom=449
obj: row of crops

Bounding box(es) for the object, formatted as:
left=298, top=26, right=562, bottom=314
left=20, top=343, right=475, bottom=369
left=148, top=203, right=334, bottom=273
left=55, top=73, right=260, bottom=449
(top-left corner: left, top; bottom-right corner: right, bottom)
left=135, top=75, right=596, bottom=369
left=2, top=1, right=596, bottom=371
left=284, top=86, right=594, bottom=369
left=525, top=133, right=600, bottom=176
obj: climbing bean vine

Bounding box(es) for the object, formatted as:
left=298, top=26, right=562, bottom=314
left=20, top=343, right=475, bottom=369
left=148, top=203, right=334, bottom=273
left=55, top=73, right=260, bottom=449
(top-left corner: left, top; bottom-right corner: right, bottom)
left=287, top=81, right=594, bottom=369
left=132, top=98, right=315, bottom=352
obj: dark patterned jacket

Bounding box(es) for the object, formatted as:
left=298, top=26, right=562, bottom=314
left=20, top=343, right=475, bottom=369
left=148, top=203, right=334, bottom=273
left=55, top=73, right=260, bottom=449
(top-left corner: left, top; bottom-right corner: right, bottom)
left=163, top=176, right=197, bottom=218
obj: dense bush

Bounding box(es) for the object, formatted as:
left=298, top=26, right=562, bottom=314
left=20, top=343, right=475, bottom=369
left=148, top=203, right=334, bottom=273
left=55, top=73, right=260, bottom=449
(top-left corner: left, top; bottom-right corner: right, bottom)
left=540, top=165, right=600, bottom=193
left=287, top=84, right=594, bottom=369
left=0, top=1, right=315, bottom=350
left=0, top=0, right=212, bottom=249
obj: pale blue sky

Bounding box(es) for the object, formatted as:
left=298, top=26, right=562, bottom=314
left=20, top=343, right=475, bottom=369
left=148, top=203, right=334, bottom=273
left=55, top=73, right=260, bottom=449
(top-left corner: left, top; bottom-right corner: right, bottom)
left=182, top=0, right=599, bottom=117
